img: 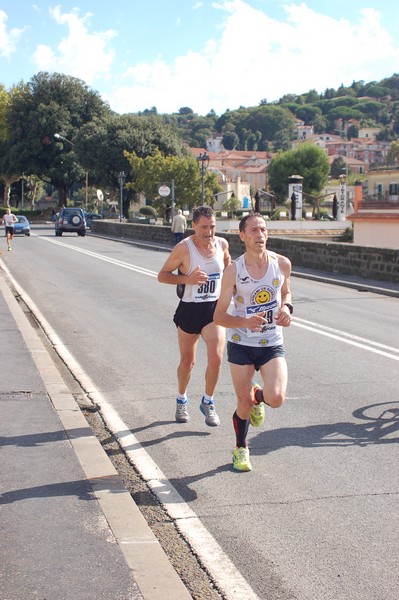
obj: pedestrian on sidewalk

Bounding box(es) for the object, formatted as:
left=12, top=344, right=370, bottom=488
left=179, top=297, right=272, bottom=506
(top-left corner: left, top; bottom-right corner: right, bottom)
left=214, top=213, right=293, bottom=471
left=2, top=207, right=18, bottom=251
left=158, top=206, right=231, bottom=427
left=171, top=209, right=187, bottom=244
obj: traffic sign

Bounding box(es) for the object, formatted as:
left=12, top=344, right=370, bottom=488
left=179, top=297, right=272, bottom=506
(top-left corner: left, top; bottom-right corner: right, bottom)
left=158, top=185, right=171, bottom=197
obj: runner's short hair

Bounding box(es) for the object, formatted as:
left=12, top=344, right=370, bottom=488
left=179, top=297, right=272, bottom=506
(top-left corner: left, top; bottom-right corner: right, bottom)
left=193, top=206, right=214, bottom=223
left=239, top=212, right=266, bottom=232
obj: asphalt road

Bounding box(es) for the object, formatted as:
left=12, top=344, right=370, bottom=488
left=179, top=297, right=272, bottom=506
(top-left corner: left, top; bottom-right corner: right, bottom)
left=2, top=224, right=399, bottom=600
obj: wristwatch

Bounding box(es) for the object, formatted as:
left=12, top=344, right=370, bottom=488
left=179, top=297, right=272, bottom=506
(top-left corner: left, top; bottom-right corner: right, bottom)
left=283, top=303, right=294, bottom=314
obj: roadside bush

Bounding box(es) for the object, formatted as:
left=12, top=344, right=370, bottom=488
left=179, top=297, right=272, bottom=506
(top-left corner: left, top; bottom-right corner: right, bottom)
left=139, top=206, right=157, bottom=217
left=340, top=226, right=354, bottom=242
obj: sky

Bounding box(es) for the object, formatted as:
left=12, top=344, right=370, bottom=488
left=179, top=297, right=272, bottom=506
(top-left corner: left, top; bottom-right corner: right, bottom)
left=1, top=0, right=399, bottom=116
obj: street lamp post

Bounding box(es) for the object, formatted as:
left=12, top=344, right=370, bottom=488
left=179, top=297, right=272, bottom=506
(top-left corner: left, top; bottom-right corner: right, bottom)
left=118, top=171, right=126, bottom=222
left=196, top=151, right=210, bottom=205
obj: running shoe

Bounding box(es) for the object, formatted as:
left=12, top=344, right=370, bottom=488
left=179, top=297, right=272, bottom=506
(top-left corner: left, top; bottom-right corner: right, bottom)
left=175, top=399, right=190, bottom=423
left=249, top=383, right=265, bottom=427
left=200, top=399, right=220, bottom=426
left=233, top=447, right=252, bottom=472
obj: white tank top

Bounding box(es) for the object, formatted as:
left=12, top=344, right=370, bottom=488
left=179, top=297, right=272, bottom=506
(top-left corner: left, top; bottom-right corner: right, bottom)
left=228, top=251, right=285, bottom=347
left=181, top=237, right=225, bottom=303
left=4, top=214, right=15, bottom=226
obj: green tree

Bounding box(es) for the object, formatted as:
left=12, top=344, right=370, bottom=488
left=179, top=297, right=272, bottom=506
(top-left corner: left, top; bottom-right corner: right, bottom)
left=222, top=193, right=241, bottom=218
left=326, top=106, right=365, bottom=129
left=268, top=143, right=330, bottom=203
left=304, top=89, right=320, bottom=103
left=76, top=113, right=184, bottom=217
left=346, top=124, right=359, bottom=139
left=6, top=72, right=109, bottom=206
left=0, top=84, right=26, bottom=204
left=354, top=100, right=383, bottom=121
left=124, top=149, right=220, bottom=213
left=330, top=155, right=346, bottom=178
left=292, top=105, right=323, bottom=125
left=222, top=130, right=239, bottom=150
left=215, top=105, right=295, bottom=151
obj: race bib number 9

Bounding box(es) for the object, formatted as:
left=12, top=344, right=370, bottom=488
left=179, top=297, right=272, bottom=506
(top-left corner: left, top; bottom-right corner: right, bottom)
left=246, top=300, right=277, bottom=336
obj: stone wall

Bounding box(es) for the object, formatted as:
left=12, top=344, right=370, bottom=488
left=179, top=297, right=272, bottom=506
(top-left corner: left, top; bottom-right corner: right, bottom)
left=92, top=220, right=399, bottom=283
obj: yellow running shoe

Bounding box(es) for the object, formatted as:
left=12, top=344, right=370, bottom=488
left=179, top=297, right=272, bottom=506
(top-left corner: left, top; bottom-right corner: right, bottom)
left=249, top=383, right=265, bottom=427
left=233, top=447, right=252, bottom=472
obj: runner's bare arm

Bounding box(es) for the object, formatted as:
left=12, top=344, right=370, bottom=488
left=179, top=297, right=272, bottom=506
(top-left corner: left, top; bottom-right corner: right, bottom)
left=220, top=237, right=231, bottom=270
left=157, top=242, right=209, bottom=286
left=275, top=255, right=292, bottom=326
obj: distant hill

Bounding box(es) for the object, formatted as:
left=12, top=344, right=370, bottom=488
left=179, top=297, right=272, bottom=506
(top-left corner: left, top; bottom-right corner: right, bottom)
left=149, top=74, right=399, bottom=153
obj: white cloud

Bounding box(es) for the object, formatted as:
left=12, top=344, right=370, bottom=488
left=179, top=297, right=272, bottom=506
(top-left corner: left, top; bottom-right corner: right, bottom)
left=0, top=10, right=26, bottom=59
left=32, top=6, right=117, bottom=85
left=105, top=0, right=399, bottom=115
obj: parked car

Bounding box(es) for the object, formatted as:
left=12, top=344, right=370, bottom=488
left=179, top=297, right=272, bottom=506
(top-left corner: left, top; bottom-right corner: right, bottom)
left=85, top=212, right=103, bottom=229
left=55, top=207, right=86, bottom=236
left=13, top=215, right=31, bottom=236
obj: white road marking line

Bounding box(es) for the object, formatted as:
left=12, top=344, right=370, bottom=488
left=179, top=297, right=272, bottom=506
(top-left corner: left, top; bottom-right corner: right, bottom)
left=39, top=236, right=158, bottom=276
left=292, top=321, right=399, bottom=361
left=294, top=317, right=399, bottom=354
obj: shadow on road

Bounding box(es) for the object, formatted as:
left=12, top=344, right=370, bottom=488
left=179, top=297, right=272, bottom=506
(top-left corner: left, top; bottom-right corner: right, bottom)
left=251, top=401, right=399, bottom=455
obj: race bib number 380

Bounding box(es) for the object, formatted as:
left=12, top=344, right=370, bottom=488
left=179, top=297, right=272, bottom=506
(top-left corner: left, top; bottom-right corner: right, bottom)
left=195, top=272, right=221, bottom=301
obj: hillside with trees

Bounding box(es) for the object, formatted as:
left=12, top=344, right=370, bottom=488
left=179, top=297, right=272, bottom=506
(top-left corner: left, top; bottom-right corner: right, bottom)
left=153, top=73, right=399, bottom=151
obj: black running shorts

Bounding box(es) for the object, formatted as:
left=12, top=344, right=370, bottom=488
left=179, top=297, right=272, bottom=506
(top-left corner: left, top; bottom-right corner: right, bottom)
left=227, top=341, right=285, bottom=371
left=173, top=300, right=217, bottom=335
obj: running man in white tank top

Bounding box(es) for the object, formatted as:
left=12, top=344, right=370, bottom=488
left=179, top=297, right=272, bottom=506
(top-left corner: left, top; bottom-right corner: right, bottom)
left=2, top=207, right=18, bottom=251
left=158, top=206, right=231, bottom=426
left=214, top=213, right=293, bottom=472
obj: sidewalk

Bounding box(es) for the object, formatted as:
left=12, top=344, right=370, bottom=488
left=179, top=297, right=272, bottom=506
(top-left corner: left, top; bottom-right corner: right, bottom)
left=0, top=271, right=191, bottom=600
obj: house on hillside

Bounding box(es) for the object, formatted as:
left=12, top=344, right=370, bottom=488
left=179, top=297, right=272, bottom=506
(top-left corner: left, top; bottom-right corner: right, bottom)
left=351, top=138, right=389, bottom=166
left=297, top=124, right=314, bottom=140
left=293, top=132, right=387, bottom=171
left=358, top=127, right=380, bottom=140
left=328, top=154, right=367, bottom=175
left=190, top=147, right=273, bottom=208
left=364, top=167, right=399, bottom=201
left=206, top=135, right=225, bottom=153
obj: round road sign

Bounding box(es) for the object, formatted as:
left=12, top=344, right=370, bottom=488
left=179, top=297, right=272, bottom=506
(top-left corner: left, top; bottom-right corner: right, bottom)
left=158, top=185, right=171, bottom=197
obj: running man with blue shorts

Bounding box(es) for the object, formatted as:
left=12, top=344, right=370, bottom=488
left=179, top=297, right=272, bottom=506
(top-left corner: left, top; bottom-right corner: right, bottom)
left=214, top=213, right=293, bottom=471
